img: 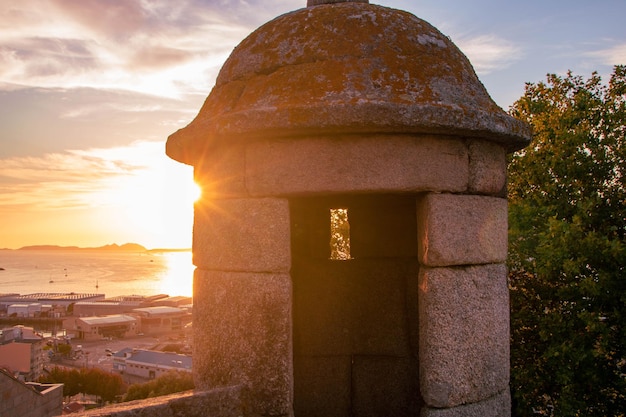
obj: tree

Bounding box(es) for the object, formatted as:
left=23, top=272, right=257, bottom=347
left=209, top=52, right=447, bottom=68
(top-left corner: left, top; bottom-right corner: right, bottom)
left=56, top=343, right=72, bottom=357
left=123, top=370, right=194, bottom=402
left=508, top=66, right=626, bottom=416
left=39, top=367, right=126, bottom=403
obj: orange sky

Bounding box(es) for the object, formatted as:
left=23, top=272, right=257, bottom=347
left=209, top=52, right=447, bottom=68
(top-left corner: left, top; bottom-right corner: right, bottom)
left=0, top=141, right=199, bottom=249
left=0, top=0, right=624, bottom=249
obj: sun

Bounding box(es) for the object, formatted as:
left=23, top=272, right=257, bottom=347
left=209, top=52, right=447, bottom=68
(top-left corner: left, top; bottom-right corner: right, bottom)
left=85, top=141, right=199, bottom=249
left=190, top=181, right=202, bottom=203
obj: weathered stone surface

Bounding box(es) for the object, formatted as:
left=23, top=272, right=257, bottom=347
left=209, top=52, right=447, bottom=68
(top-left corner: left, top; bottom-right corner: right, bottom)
left=246, top=135, right=468, bottom=196
left=419, top=264, right=509, bottom=408
left=293, top=258, right=417, bottom=357
left=421, top=390, right=511, bottom=417
left=468, top=140, right=507, bottom=195
left=309, top=0, right=369, bottom=5
left=347, top=194, right=419, bottom=258
left=0, top=374, right=63, bottom=417
left=193, top=197, right=290, bottom=272
left=193, top=144, right=247, bottom=198
left=166, top=3, right=531, bottom=166
left=352, top=355, right=421, bottom=417
left=417, top=194, right=508, bottom=266
left=193, top=270, right=293, bottom=416
left=294, top=356, right=352, bottom=417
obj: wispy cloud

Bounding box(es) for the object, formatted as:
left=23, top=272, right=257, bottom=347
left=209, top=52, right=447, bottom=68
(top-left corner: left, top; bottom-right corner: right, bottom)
left=454, top=34, right=524, bottom=75
left=0, top=141, right=190, bottom=211
left=0, top=0, right=266, bottom=97
left=584, top=42, right=626, bottom=66
left=0, top=141, right=197, bottom=248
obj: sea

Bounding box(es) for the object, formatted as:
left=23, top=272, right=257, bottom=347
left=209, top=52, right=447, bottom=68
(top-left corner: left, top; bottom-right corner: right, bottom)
left=0, top=250, right=194, bottom=299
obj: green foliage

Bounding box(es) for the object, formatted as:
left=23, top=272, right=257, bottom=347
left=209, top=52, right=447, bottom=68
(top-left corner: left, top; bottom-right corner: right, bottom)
left=56, top=343, right=72, bottom=357
left=39, top=367, right=126, bottom=403
left=122, top=370, right=194, bottom=402
left=161, top=343, right=183, bottom=353
left=508, top=66, right=626, bottom=416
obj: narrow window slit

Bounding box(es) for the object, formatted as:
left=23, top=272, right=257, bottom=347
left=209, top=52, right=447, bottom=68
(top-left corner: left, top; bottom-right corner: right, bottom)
left=330, top=208, right=352, bottom=260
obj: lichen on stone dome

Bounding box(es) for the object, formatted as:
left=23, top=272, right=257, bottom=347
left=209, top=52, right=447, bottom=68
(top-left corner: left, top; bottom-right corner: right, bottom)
left=167, top=1, right=531, bottom=165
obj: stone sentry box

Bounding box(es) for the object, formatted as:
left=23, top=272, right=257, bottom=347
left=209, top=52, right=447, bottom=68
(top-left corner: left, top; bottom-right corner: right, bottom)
left=166, top=1, right=531, bottom=416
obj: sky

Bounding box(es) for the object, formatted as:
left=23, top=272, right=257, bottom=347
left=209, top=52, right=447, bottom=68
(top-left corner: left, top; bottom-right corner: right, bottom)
left=1, top=0, right=625, bottom=250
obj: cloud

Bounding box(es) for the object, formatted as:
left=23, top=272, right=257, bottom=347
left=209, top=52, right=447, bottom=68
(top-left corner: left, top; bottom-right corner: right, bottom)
left=0, top=148, right=139, bottom=210
left=0, top=140, right=197, bottom=249
left=0, top=141, right=188, bottom=211
left=584, top=42, right=626, bottom=66
left=0, top=86, right=201, bottom=158
left=48, top=0, right=147, bottom=40
left=0, top=37, right=99, bottom=79
left=0, top=0, right=262, bottom=97
left=454, top=34, right=524, bottom=75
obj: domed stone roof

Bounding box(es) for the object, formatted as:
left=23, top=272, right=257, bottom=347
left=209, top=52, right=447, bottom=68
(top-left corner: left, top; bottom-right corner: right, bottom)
left=167, top=1, right=531, bottom=165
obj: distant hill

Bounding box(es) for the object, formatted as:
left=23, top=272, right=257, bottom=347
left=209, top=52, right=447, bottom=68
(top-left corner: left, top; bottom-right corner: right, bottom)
left=18, top=243, right=148, bottom=252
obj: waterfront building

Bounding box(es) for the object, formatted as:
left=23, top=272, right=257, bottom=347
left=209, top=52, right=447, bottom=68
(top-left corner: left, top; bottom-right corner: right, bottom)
left=0, top=293, right=105, bottom=312
left=131, top=306, right=189, bottom=334
left=64, top=315, right=139, bottom=341
left=72, top=301, right=139, bottom=317
left=6, top=303, right=52, bottom=318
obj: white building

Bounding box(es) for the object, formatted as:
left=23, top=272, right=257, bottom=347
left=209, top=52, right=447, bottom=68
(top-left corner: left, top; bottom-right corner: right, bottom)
left=131, top=306, right=189, bottom=334
left=7, top=303, right=42, bottom=318
left=64, top=315, right=139, bottom=340
left=112, top=349, right=192, bottom=379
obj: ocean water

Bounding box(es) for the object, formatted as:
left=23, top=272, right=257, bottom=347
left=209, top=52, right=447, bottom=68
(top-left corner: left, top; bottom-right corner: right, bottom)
left=0, top=250, right=194, bottom=298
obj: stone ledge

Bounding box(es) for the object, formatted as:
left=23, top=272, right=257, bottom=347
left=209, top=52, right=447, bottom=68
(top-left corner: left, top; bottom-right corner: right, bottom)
left=421, top=389, right=511, bottom=417
left=76, top=387, right=245, bottom=417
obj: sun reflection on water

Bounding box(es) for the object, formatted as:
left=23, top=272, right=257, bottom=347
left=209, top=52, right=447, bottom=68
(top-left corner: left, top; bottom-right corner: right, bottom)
left=156, top=251, right=194, bottom=298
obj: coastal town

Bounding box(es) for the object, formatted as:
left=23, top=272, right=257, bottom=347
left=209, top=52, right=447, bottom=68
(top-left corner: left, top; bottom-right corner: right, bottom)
left=0, top=292, right=193, bottom=414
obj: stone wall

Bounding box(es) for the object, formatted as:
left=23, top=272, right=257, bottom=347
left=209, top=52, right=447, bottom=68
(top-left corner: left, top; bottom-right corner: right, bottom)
left=186, top=134, right=511, bottom=416
left=77, top=388, right=244, bottom=417
left=0, top=371, right=63, bottom=417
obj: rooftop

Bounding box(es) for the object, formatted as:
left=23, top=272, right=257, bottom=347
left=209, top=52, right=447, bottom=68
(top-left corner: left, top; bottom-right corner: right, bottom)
left=124, top=349, right=192, bottom=370
left=78, top=315, right=137, bottom=325
left=133, top=306, right=185, bottom=315
left=0, top=293, right=104, bottom=301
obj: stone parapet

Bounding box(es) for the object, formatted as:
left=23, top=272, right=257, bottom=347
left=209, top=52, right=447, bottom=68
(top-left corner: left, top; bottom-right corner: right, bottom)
left=418, top=264, right=510, bottom=408
left=193, top=270, right=293, bottom=416
left=77, top=388, right=245, bottom=417
left=417, top=194, right=508, bottom=267
left=0, top=372, right=62, bottom=417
